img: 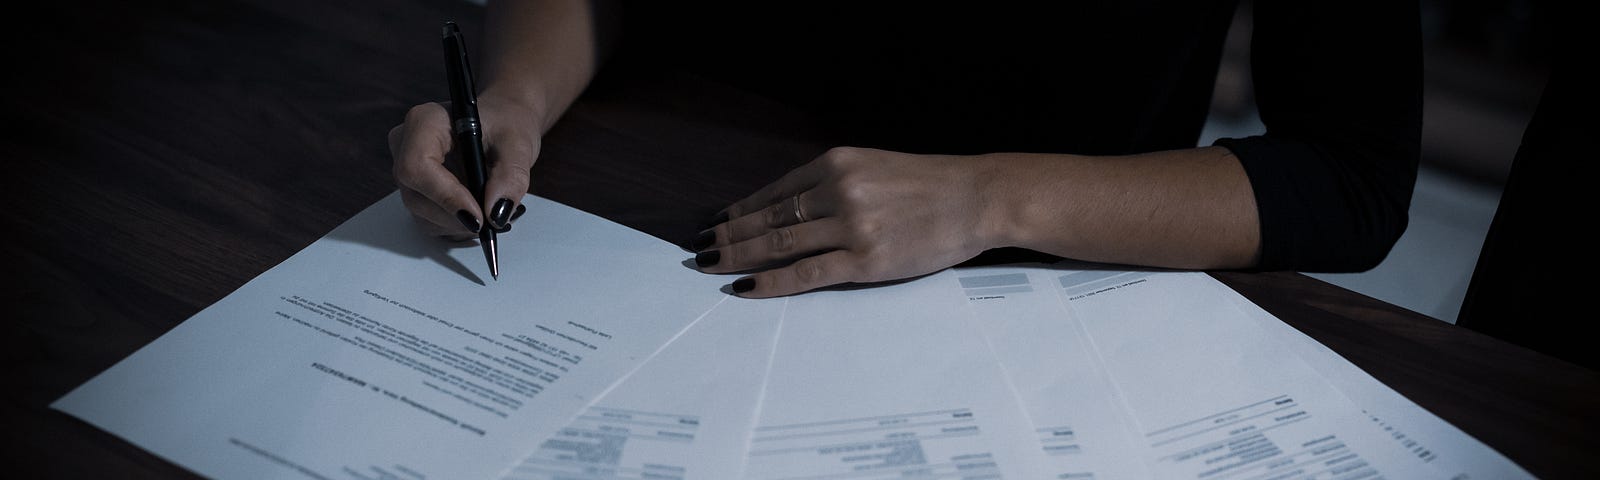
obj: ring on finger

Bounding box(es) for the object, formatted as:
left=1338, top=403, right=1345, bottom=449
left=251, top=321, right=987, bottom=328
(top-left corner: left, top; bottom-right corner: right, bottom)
left=792, top=194, right=808, bottom=224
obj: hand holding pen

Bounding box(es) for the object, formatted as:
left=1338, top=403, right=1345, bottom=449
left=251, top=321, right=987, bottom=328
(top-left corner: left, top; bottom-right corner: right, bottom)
left=442, top=21, right=501, bottom=280
left=386, top=22, right=538, bottom=278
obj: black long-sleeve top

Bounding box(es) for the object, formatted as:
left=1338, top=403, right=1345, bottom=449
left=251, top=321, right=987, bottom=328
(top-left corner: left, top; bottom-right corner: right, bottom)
left=622, top=0, right=1422, bottom=272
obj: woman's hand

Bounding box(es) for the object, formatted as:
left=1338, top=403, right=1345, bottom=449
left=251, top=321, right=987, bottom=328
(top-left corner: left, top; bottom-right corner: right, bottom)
left=388, top=94, right=542, bottom=241
left=693, top=147, right=1008, bottom=297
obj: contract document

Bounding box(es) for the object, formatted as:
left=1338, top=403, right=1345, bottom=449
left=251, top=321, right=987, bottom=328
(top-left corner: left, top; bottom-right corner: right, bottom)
left=502, top=296, right=784, bottom=480
left=956, top=266, right=1150, bottom=479
left=1053, top=268, right=1444, bottom=479
left=1196, top=274, right=1533, bottom=480
left=53, top=193, right=729, bottom=479
left=744, top=271, right=1052, bottom=479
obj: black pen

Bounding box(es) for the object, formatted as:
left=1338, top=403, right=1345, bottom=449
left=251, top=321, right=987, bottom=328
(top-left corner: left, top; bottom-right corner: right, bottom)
left=442, top=22, right=498, bottom=281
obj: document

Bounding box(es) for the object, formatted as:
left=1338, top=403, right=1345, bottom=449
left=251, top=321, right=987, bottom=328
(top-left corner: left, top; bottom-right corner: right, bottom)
left=1200, top=275, right=1533, bottom=480
left=744, top=270, right=1052, bottom=479
left=956, top=266, right=1150, bottom=479
left=501, top=296, right=785, bottom=480
left=1054, top=269, right=1443, bottom=479
left=53, top=193, right=730, bottom=480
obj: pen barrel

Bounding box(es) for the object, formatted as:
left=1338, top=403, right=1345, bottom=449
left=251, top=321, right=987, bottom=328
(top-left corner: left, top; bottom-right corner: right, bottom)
left=442, top=23, right=489, bottom=200
left=443, top=22, right=499, bottom=279
left=456, top=122, right=489, bottom=198
left=442, top=25, right=478, bottom=120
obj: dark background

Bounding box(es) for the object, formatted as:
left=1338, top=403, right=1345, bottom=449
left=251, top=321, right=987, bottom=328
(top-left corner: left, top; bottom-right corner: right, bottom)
left=1210, top=0, right=1554, bottom=186
left=1, top=0, right=1586, bottom=478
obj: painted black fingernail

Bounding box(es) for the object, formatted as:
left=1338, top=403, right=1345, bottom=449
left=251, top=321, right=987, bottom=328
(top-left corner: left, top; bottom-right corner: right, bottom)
left=732, top=277, right=755, bottom=293
left=490, top=198, right=514, bottom=228
left=509, top=204, right=527, bottom=222
left=695, top=250, right=721, bottom=268
left=691, top=229, right=716, bottom=251
left=456, top=210, right=481, bottom=232
left=493, top=223, right=512, bottom=234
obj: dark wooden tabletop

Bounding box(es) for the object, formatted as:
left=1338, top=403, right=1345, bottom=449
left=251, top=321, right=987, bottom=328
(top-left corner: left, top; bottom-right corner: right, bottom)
left=3, top=0, right=1595, bottom=478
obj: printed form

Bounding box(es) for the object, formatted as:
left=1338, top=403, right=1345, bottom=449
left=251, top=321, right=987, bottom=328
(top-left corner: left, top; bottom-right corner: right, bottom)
left=1053, top=269, right=1443, bottom=480
left=956, top=266, right=1150, bottom=480
left=954, top=265, right=1528, bottom=480
left=501, top=296, right=785, bottom=480
left=744, top=270, right=1052, bottom=479
left=53, top=193, right=731, bottom=480
left=1195, top=274, right=1532, bottom=480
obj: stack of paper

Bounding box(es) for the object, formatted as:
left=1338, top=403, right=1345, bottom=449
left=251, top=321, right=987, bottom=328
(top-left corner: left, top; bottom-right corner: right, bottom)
left=55, top=194, right=1530, bottom=479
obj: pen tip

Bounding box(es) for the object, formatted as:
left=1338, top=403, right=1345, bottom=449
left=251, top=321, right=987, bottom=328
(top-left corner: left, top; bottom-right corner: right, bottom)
left=442, top=22, right=459, bottom=37
left=483, top=236, right=499, bottom=282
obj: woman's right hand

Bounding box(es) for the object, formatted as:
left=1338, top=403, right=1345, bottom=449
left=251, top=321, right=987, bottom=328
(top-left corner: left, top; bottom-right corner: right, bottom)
left=388, top=94, right=543, bottom=241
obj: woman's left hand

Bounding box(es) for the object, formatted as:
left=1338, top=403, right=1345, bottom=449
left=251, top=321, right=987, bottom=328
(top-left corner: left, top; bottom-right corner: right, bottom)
left=692, top=146, right=1007, bottom=297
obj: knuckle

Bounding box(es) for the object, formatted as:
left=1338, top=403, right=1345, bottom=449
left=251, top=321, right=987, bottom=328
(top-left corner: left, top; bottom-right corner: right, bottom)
left=720, top=222, right=743, bottom=244
left=818, top=148, right=851, bottom=172
left=495, top=164, right=533, bottom=189
left=492, top=140, right=538, bottom=169
left=835, top=174, right=873, bottom=205
left=404, top=103, right=441, bottom=123
left=768, top=227, right=797, bottom=253
left=719, top=245, right=740, bottom=269
left=795, top=258, right=826, bottom=286
left=843, top=217, right=879, bottom=242
left=764, top=202, right=788, bottom=228
left=823, top=146, right=860, bottom=162
left=387, top=125, right=405, bottom=151
left=506, top=163, right=533, bottom=182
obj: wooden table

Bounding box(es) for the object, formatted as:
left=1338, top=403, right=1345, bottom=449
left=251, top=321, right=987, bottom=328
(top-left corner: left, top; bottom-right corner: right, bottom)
left=3, top=0, right=1595, bottom=477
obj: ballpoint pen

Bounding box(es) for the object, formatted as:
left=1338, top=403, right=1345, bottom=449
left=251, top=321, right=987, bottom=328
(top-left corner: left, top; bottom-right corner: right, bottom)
left=442, top=22, right=499, bottom=281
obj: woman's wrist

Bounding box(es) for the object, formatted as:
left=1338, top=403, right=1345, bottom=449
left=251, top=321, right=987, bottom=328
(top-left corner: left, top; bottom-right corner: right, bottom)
left=969, top=152, right=1096, bottom=255
left=479, top=87, right=550, bottom=134
left=969, top=153, right=1030, bottom=252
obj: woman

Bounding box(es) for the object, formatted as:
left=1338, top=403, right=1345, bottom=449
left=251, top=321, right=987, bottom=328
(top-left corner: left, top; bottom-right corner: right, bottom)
left=389, top=0, right=1421, bottom=298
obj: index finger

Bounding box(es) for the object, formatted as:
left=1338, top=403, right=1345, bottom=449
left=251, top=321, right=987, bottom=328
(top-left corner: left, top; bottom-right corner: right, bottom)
left=390, top=103, right=482, bottom=226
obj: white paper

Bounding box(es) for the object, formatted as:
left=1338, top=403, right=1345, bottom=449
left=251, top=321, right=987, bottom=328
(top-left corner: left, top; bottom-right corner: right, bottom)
left=501, top=296, right=785, bottom=480
left=955, top=265, right=1150, bottom=479
left=1200, top=275, right=1533, bottom=480
left=744, top=270, right=1051, bottom=479
left=53, top=192, right=730, bottom=480
left=1054, top=269, right=1443, bottom=479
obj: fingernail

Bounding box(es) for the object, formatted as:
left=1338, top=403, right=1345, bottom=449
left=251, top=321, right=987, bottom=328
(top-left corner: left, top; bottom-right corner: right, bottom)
left=732, top=277, right=755, bottom=293
left=493, top=223, right=512, bottom=234
left=691, top=229, right=716, bottom=251
left=509, top=204, right=527, bottom=222
left=456, top=210, right=481, bottom=232
left=490, top=198, right=514, bottom=228
left=695, top=250, right=721, bottom=268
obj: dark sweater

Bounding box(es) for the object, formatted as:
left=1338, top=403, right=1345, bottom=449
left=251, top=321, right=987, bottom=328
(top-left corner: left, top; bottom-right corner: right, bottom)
left=622, top=0, right=1421, bottom=272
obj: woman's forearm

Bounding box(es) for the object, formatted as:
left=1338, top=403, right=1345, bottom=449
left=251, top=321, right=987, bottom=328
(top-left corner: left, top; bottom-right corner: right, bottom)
left=482, top=0, right=611, bottom=133
left=980, top=146, right=1262, bottom=269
